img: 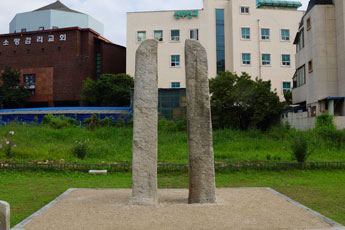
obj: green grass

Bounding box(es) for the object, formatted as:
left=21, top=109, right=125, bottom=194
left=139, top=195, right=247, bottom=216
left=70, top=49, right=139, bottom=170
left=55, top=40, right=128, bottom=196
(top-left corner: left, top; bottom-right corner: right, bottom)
left=0, top=170, right=344, bottom=227
left=1, top=124, right=345, bottom=163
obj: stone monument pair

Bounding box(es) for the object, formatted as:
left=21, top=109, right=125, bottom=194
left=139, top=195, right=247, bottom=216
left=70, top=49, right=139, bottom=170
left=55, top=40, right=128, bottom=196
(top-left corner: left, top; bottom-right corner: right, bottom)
left=131, top=39, right=216, bottom=205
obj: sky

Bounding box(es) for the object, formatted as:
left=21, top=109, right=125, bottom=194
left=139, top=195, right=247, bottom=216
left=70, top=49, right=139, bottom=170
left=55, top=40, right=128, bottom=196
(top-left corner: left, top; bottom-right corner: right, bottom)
left=0, top=0, right=310, bottom=46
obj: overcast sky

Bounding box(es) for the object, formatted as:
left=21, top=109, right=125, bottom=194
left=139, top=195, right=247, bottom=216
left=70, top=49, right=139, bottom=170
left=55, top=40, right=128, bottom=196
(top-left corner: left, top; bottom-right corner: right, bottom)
left=0, top=0, right=310, bottom=46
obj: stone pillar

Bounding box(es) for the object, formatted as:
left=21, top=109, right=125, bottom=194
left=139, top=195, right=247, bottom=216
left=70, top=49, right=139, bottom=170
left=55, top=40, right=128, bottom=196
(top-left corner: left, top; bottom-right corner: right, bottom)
left=185, top=39, right=216, bottom=204
left=0, top=201, right=10, bottom=230
left=130, top=39, right=158, bottom=205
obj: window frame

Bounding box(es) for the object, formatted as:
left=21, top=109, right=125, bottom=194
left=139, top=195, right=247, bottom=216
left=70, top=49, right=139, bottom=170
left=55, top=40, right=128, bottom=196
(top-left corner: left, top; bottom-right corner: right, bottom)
left=281, top=29, right=290, bottom=41
left=170, top=29, right=180, bottom=42
left=154, top=30, right=163, bottom=42
left=261, top=28, right=270, bottom=40
left=241, top=27, right=251, bottom=40
left=190, top=29, right=199, bottom=40
left=308, top=59, right=313, bottom=73
left=240, top=6, right=250, bottom=14
left=137, top=31, right=146, bottom=43
left=242, top=53, right=251, bottom=65
left=282, top=54, right=291, bottom=67
left=261, top=53, right=271, bottom=66
left=282, top=81, right=292, bottom=93
left=171, top=82, right=181, bottom=88
left=306, top=17, right=311, bottom=31
left=171, top=55, right=181, bottom=67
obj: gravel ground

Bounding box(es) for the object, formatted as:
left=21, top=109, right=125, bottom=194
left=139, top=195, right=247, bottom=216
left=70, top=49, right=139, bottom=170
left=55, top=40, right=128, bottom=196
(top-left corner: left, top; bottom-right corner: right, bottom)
left=21, top=188, right=334, bottom=230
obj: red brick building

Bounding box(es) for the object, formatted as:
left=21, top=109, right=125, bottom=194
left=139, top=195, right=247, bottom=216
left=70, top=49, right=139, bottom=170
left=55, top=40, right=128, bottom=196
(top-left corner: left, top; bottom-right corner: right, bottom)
left=0, top=27, right=126, bottom=107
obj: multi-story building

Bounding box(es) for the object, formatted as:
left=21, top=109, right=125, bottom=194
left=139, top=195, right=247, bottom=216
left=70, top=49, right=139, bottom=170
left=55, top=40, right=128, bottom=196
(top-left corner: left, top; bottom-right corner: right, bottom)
left=0, top=1, right=125, bottom=107
left=293, top=0, right=345, bottom=117
left=127, top=0, right=304, bottom=99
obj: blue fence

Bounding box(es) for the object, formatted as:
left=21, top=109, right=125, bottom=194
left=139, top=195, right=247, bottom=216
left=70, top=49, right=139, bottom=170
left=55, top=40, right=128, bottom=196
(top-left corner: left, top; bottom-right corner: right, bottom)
left=0, top=107, right=132, bottom=124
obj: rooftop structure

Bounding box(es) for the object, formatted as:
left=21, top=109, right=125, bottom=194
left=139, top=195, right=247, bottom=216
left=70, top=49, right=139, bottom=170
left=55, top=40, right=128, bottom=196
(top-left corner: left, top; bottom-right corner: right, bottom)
left=9, top=0, right=104, bottom=35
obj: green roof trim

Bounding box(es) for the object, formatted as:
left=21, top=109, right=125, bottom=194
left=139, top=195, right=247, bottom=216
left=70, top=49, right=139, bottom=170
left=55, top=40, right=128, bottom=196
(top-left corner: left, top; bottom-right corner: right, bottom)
left=256, top=0, right=302, bottom=8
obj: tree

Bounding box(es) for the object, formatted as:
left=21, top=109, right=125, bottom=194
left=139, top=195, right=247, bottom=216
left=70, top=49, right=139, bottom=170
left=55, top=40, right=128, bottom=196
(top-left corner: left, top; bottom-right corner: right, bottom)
left=0, top=66, right=30, bottom=109
left=209, top=71, right=283, bottom=130
left=81, top=74, right=134, bottom=107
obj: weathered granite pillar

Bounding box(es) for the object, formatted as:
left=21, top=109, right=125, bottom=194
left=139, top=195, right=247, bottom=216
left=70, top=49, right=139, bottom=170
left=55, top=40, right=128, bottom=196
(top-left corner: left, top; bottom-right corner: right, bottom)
left=0, top=201, right=10, bottom=230
left=185, top=39, right=216, bottom=204
left=130, top=39, right=158, bottom=205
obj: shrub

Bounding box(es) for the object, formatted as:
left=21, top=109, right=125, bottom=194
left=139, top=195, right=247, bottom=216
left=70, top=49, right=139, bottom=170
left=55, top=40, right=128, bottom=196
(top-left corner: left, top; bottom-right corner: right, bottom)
left=158, top=119, right=187, bottom=132
left=72, top=140, right=88, bottom=160
left=291, top=137, right=309, bottom=163
left=42, top=114, right=78, bottom=129
left=83, top=114, right=101, bottom=130
left=315, top=113, right=345, bottom=147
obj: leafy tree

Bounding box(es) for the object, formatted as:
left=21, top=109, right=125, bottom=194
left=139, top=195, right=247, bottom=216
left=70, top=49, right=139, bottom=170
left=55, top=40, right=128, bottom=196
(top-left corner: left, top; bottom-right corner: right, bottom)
left=0, top=66, right=29, bottom=109
left=81, top=74, right=134, bottom=107
left=283, top=90, right=292, bottom=105
left=209, top=71, right=283, bottom=130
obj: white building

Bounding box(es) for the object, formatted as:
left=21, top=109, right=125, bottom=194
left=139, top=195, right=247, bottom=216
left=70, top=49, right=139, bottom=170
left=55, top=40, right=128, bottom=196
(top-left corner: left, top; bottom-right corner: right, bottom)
left=10, top=0, right=104, bottom=35
left=127, top=0, right=304, bottom=99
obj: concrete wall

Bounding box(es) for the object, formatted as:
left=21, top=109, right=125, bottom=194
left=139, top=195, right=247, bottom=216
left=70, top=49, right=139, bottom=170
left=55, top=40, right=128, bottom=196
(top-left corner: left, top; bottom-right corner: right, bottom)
left=126, top=0, right=303, bottom=99
left=281, top=112, right=345, bottom=130
left=10, top=10, right=104, bottom=36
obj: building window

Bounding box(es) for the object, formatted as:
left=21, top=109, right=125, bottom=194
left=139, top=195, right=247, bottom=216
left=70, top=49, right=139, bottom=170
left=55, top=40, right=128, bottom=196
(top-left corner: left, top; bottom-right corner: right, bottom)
left=282, top=54, right=291, bottom=66
left=241, top=27, right=250, bottom=40
left=261, top=28, right=270, bottom=40
left=308, top=60, right=313, bottom=73
left=190, top=29, right=199, bottom=40
left=281, top=29, right=290, bottom=41
left=23, top=74, right=36, bottom=95
left=262, top=54, right=271, bottom=65
left=171, top=55, right=180, bottom=67
left=242, top=53, right=251, bottom=65
left=154, top=30, right=163, bottom=41
left=216, top=9, right=225, bottom=73
left=171, top=82, right=181, bottom=88
left=240, top=6, right=250, bottom=14
left=294, top=65, right=306, bottom=88
left=21, top=28, right=26, bottom=33
left=297, top=28, right=305, bottom=52
left=52, top=26, right=59, bottom=29
left=171, top=30, right=180, bottom=41
left=307, top=17, right=311, bottom=31
left=39, top=26, right=44, bottom=31
left=137, top=31, right=146, bottom=43
left=283, top=82, right=291, bottom=93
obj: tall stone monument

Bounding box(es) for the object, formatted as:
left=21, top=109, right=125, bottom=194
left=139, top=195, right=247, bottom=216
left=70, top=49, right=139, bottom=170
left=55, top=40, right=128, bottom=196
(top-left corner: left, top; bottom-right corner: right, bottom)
left=0, top=201, right=10, bottom=230
left=130, top=39, right=158, bottom=205
left=185, top=39, right=216, bottom=204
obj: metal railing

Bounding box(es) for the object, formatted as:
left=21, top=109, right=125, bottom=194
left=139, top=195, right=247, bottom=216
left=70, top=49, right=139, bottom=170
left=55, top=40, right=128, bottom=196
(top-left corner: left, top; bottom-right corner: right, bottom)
left=0, top=161, right=344, bottom=173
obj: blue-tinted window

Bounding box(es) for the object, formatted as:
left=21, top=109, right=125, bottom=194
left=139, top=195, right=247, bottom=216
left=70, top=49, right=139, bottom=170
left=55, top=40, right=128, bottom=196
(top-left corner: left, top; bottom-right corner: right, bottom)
left=261, top=28, right=270, bottom=40
left=242, top=53, right=251, bottom=65
left=283, top=82, right=291, bottom=92
left=282, top=54, right=291, bottom=66
left=241, top=28, right=250, bottom=39
left=171, top=55, right=180, bottom=67
left=262, top=54, right=271, bottom=65
left=281, top=29, right=290, bottom=41
left=171, top=82, right=181, bottom=88
left=216, top=9, right=225, bottom=73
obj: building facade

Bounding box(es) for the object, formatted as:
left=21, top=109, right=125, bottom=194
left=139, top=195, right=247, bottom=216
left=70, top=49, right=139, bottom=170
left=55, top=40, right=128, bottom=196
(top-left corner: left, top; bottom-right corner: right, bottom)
left=292, top=0, right=345, bottom=117
left=0, top=2, right=125, bottom=108
left=127, top=0, right=304, bottom=99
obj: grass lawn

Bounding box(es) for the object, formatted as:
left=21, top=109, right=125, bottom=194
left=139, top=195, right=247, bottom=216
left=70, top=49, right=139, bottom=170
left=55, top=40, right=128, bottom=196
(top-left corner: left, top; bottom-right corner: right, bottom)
left=1, top=125, right=345, bottom=164
left=0, top=170, right=344, bottom=227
